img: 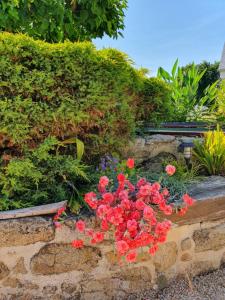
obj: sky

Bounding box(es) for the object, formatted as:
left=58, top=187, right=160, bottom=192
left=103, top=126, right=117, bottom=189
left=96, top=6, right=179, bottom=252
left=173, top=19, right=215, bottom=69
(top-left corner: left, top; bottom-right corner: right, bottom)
left=94, top=0, right=225, bottom=76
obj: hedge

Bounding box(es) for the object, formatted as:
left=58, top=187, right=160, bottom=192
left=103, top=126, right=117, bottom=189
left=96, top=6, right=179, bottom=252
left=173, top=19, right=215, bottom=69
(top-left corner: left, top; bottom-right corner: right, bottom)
left=0, top=32, right=171, bottom=162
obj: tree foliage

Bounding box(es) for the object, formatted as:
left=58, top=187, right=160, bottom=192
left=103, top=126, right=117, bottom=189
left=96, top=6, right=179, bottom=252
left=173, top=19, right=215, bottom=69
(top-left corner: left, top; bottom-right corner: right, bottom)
left=182, top=61, right=220, bottom=100
left=0, top=0, right=128, bottom=42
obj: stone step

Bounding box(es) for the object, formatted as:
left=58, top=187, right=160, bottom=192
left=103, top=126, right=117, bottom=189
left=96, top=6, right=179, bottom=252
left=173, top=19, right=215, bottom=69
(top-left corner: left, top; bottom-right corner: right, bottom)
left=188, top=176, right=225, bottom=201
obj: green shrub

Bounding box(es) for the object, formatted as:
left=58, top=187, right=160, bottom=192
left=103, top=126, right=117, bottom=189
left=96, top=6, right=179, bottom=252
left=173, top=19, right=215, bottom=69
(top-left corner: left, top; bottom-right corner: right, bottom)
left=135, top=77, right=172, bottom=125
left=0, top=137, right=88, bottom=211
left=0, top=32, right=171, bottom=162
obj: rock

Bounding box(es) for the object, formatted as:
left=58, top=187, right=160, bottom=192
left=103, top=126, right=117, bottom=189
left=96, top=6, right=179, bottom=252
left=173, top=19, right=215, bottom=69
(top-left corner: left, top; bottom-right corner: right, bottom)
left=0, top=262, right=9, bottom=280
left=193, top=223, right=225, bottom=252
left=42, top=285, right=57, bottom=294
left=181, top=238, right=192, bottom=251
left=140, top=152, right=176, bottom=173
left=146, top=135, right=176, bottom=144
left=180, top=253, right=192, bottom=262
left=189, top=176, right=225, bottom=201
left=221, top=252, right=225, bottom=265
left=30, top=243, right=101, bottom=275
left=61, top=282, right=77, bottom=294
left=156, top=274, right=168, bottom=289
left=22, top=280, right=39, bottom=290
left=3, top=277, right=22, bottom=288
left=0, top=217, right=54, bottom=247
left=153, top=242, right=178, bottom=272
left=13, top=257, right=27, bottom=274
left=191, top=261, right=215, bottom=276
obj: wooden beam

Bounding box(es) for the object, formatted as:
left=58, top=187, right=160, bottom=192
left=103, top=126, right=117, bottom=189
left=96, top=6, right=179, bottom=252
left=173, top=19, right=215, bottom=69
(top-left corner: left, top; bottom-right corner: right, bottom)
left=0, top=201, right=67, bottom=220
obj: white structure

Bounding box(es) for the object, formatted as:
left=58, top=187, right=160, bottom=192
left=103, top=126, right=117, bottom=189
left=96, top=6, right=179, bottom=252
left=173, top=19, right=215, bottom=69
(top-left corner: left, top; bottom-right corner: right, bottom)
left=219, top=43, right=225, bottom=79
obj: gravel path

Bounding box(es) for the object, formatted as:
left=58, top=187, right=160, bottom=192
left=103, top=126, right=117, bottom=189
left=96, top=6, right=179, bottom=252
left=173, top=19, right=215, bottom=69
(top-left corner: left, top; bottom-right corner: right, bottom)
left=135, top=266, right=225, bottom=300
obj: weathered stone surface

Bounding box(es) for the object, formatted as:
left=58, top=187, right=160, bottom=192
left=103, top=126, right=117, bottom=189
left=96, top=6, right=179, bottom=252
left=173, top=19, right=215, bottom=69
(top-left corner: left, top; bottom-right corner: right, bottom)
left=181, top=253, right=192, bottom=262
left=181, top=238, right=192, bottom=251
left=153, top=242, right=178, bottom=272
left=0, top=217, right=54, bottom=247
left=61, top=282, right=77, bottom=294
left=2, top=277, right=22, bottom=288
left=156, top=274, right=168, bottom=289
left=30, top=243, right=101, bottom=275
left=22, top=280, right=39, bottom=290
left=0, top=262, right=9, bottom=280
left=193, top=223, right=225, bottom=252
left=82, top=266, right=152, bottom=297
left=191, top=261, right=215, bottom=276
left=13, top=257, right=27, bottom=274
left=42, top=285, right=57, bottom=294
left=221, top=252, right=225, bottom=265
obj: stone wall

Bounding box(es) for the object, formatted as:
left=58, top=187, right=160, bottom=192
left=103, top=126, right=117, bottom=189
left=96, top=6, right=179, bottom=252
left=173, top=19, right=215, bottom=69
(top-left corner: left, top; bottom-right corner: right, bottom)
left=125, top=135, right=200, bottom=170
left=1, top=197, right=225, bottom=299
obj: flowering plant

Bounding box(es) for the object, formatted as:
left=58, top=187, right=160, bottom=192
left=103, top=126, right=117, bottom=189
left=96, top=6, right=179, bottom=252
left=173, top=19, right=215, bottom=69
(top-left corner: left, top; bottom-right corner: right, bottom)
left=54, top=159, right=195, bottom=263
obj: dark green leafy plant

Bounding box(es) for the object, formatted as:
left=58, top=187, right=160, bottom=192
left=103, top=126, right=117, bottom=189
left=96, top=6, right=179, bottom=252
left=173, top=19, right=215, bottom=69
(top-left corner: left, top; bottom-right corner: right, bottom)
left=0, top=137, right=88, bottom=211
left=0, top=0, right=128, bottom=42
left=157, top=60, right=218, bottom=122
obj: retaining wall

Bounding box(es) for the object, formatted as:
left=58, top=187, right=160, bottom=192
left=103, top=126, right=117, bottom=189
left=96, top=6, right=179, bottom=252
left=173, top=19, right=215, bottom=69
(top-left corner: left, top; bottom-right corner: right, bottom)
left=0, top=195, right=225, bottom=299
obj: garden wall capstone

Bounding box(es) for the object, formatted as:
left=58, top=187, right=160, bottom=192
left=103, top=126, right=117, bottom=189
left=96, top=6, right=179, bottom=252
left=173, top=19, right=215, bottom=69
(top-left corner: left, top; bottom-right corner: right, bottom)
left=1, top=194, right=225, bottom=299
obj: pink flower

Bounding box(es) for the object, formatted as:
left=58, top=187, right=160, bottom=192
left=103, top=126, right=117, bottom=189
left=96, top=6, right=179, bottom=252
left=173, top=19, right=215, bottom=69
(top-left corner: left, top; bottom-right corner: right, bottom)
left=135, top=199, right=146, bottom=210
left=54, top=221, right=62, bottom=229
left=71, top=239, right=84, bottom=249
left=143, top=206, right=154, bottom=220
left=148, top=244, right=158, bottom=255
left=127, top=219, right=137, bottom=232
left=126, top=158, right=135, bottom=169
left=99, top=176, right=109, bottom=187
left=91, top=232, right=104, bottom=244
left=182, top=194, right=195, bottom=206
left=97, top=205, right=109, bottom=218
left=102, top=192, right=114, bottom=204
left=178, top=206, right=188, bottom=216
left=163, top=205, right=173, bottom=215
left=165, top=165, right=176, bottom=176
left=101, top=220, right=109, bottom=231
left=75, top=220, right=86, bottom=232
left=126, top=251, right=137, bottom=263
left=84, top=192, right=98, bottom=209
left=116, top=240, right=129, bottom=255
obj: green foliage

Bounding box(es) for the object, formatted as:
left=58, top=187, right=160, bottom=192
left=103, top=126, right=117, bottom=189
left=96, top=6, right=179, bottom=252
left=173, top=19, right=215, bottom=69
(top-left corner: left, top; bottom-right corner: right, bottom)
left=157, top=60, right=219, bottom=122
left=0, top=32, right=170, bottom=162
left=135, top=77, right=172, bottom=125
left=0, top=0, right=128, bottom=42
left=216, top=80, right=225, bottom=122
left=0, top=137, right=88, bottom=211
left=193, top=126, right=225, bottom=175
left=182, top=61, right=220, bottom=100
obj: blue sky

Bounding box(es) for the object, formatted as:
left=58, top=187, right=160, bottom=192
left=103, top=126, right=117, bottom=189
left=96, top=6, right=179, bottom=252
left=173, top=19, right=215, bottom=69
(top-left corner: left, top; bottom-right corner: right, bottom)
left=94, top=0, right=225, bottom=75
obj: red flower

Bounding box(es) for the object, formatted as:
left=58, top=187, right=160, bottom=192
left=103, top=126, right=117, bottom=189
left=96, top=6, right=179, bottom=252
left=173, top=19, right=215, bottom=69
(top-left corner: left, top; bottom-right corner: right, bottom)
left=165, top=165, right=176, bottom=176
left=99, top=176, right=109, bottom=187
left=143, top=206, right=154, bottom=220
left=75, top=220, right=86, bottom=233
left=135, top=199, right=146, bottom=211
left=126, top=158, right=135, bottom=169
left=126, top=251, right=137, bottom=263
left=163, top=205, right=173, bottom=215
left=91, top=232, right=104, bottom=244
left=182, top=194, right=195, bottom=206
left=178, top=206, right=188, bottom=216
left=54, top=221, right=62, bottom=229
left=116, top=240, right=129, bottom=255
left=72, top=239, right=84, bottom=249
left=117, top=173, right=126, bottom=182
left=148, top=244, right=158, bottom=255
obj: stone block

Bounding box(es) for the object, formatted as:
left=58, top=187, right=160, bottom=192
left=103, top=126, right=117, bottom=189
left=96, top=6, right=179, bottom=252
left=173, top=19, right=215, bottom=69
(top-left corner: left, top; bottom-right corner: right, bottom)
left=193, top=223, right=225, bottom=252
left=0, top=217, right=54, bottom=247
left=153, top=242, right=178, bottom=272
left=30, top=243, right=101, bottom=275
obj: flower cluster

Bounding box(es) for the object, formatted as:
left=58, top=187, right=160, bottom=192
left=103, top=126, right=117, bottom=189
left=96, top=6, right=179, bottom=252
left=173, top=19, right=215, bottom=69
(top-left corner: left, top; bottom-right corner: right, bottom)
left=56, top=159, right=195, bottom=264
left=53, top=206, right=66, bottom=228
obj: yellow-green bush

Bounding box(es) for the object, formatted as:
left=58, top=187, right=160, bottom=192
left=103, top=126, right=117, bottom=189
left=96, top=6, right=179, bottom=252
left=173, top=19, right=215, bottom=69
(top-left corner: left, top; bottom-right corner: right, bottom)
left=0, top=32, right=172, bottom=162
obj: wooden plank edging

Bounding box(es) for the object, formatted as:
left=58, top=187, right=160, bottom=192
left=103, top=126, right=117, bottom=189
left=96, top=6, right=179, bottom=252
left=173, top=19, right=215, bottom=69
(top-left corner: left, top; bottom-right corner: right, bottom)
left=0, top=201, right=67, bottom=220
